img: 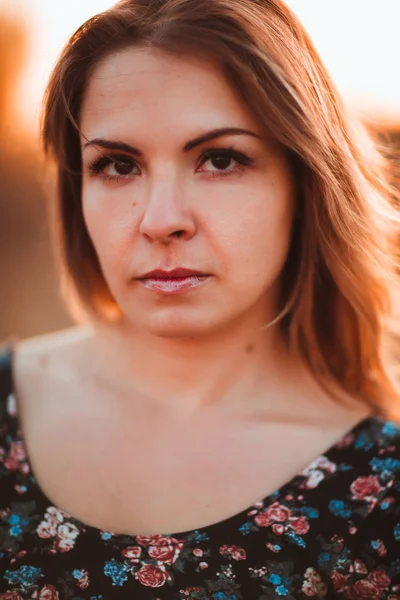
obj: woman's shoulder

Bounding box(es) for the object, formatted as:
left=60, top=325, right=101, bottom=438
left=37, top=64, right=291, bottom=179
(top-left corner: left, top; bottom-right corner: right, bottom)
left=12, top=324, right=92, bottom=364
left=4, top=325, right=93, bottom=420
left=13, top=324, right=92, bottom=380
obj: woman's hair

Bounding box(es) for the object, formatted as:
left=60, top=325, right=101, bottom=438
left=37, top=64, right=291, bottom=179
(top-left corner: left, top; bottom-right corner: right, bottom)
left=42, top=0, right=400, bottom=417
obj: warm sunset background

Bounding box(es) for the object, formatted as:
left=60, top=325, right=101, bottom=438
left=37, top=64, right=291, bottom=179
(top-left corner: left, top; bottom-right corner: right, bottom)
left=1, top=0, right=400, bottom=341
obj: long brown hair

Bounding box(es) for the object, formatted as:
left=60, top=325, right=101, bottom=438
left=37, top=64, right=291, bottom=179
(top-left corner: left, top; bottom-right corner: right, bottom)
left=42, top=0, right=400, bottom=417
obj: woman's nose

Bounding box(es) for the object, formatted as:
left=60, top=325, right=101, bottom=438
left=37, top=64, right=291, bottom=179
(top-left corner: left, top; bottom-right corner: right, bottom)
left=139, top=180, right=196, bottom=243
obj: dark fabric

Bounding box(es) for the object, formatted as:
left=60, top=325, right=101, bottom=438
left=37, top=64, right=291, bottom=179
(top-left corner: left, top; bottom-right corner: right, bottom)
left=1, top=345, right=400, bottom=600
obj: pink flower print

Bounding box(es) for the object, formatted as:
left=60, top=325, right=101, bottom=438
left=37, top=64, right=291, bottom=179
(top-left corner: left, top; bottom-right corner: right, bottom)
left=350, top=475, right=383, bottom=511
left=54, top=523, right=80, bottom=552
left=289, top=516, right=310, bottom=535
left=351, top=476, right=382, bottom=500
left=147, top=544, right=175, bottom=563
left=335, top=433, right=356, bottom=449
left=350, top=560, right=368, bottom=574
left=135, top=564, right=170, bottom=587
left=180, top=588, right=201, bottom=596
left=371, top=539, right=387, bottom=557
left=272, top=523, right=286, bottom=536
left=254, top=502, right=292, bottom=527
left=122, top=546, right=142, bottom=562
left=136, top=534, right=164, bottom=547
left=31, top=586, right=59, bottom=600
left=330, top=570, right=348, bottom=593
left=266, top=542, right=281, bottom=553
left=4, top=440, right=28, bottom=474
left=72, top=569, right=90, bottom=589
left=346, top=579, right=381, bottom=599
left=148, top=537, right=185, bottom=564
left=219, top=545, right=246, bottom=560
left=302, top=568, right=328, bottom=597
left=302, top=470, right=325, bottom=489
left=368, top=571, right=391, bottom=590
left=37, top=518, right=59, bottom=539
left=36, top=507, right=80, bottom=553
left=301, top=456, right=337, bottom=489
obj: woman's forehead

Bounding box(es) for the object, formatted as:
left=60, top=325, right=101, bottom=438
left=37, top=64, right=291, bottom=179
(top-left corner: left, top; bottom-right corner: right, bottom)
left=80, top=47, right=263, bottom=138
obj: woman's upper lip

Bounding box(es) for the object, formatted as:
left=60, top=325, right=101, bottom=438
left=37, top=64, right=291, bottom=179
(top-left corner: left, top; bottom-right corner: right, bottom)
left=138, top=268, right=208, bottom=279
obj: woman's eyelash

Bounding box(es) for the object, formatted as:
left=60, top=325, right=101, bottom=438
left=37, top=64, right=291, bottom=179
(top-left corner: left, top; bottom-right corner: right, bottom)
left=86, top=154, right=134, bottom=176
left=200, top=148, right=253, bottom=170
left=85, top=148, right=253, bottom=180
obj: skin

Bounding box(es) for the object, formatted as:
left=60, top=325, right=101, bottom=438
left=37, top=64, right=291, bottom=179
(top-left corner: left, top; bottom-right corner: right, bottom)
left=11, top=47, right=370, bottom=535
left=79, top=47, right=308, bottom=412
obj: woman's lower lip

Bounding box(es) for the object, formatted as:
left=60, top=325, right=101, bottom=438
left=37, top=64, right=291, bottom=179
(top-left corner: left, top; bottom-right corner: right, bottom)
left=138, top=275, right=210, bottom=294
left=139, top=275, right=209, bottom=294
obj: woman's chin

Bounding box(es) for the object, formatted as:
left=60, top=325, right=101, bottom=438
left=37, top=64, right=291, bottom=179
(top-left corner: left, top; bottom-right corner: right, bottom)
left=136, top=309, right=220, bottom=339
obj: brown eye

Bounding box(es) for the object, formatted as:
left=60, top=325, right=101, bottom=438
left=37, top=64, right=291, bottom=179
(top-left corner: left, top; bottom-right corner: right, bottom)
left=87, top=154, right=139, bottom=180
left=209, top=155, right=233, bottom=170
left=113, top=159, right=135, bottom=175
left=198, top=149, right=253, bottom=176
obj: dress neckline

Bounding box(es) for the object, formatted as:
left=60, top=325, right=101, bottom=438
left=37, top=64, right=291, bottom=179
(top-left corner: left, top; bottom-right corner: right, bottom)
left=4, top=341, right=381, bottom=543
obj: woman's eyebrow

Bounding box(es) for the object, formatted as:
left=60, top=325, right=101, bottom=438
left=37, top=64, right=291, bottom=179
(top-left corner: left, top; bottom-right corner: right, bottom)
left=184, top=127, right=262, bottom=151
left=82, top=127, right=262, bottom=155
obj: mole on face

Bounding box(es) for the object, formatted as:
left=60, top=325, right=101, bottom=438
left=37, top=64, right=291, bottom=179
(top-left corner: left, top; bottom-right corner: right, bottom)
left=245, top=344, right=255, bottom=354
left=132, top=202, right=137, bottom=207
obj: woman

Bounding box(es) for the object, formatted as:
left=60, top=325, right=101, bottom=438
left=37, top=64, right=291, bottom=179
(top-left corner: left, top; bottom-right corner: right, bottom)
left=1, top=0, right=400, bottom=597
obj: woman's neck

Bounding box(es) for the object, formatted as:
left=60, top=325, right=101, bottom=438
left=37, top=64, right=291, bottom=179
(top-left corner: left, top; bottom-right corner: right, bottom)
left=83, top=314, right=308, bottom=417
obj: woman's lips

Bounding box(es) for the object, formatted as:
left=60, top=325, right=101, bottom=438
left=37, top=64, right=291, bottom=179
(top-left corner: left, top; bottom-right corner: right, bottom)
left=139, top=275, right=210, bottom=294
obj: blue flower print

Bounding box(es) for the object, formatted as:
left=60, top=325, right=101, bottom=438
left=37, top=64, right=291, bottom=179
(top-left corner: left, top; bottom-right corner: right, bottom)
left=318, top=552, right=331, bottom=567
left=370, top=457, right=400, bottom=474
left=238, top=522, right=254, bottom=535
left=354, top=433, right=374, bottom=451
left=4, top=565, right=43, bottom=587
left=193, top=530, right=209, bottom=543
left=382, top=422, right=400, bottom=438
left=287, top=532, right=306, bottom=547
left=329, top=499, right=352, bottom=518
left=73, top=569, right=84, bottom=580
left=104, top=559, right=129, bottom=586
left=389, top=558, right=400, bottom=577
left=298, top=507, right=319, bottom=519
left=8, top=513, right=29, bottom=537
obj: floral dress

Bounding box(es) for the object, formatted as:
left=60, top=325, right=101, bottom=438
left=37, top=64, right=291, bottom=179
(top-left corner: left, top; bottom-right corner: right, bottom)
left=1, top=345, right=400, bottom=600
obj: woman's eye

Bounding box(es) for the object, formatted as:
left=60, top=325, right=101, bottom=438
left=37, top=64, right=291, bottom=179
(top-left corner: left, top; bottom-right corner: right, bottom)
left=198, top=149, right=252, bottom=175
left=87, top=155, right=138, bottom=180
left=86, top=149, right=253, bottom=182
left=112, top=160, right=136, bottom=176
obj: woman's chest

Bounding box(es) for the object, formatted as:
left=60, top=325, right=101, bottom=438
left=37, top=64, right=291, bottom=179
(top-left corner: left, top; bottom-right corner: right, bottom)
left=19, top=396, right=352, bottom=538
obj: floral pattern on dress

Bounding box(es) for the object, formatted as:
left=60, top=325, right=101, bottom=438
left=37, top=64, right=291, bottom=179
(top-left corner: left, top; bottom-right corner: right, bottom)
left=1, top=347, right=400, bottom=599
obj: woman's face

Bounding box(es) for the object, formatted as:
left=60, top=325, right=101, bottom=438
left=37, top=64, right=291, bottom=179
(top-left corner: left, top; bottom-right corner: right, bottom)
left=80, top=48, right=295, bottom=337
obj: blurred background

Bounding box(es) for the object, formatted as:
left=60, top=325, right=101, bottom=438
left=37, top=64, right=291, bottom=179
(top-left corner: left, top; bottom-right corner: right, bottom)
left=1, top=0, right=400, bottom=342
